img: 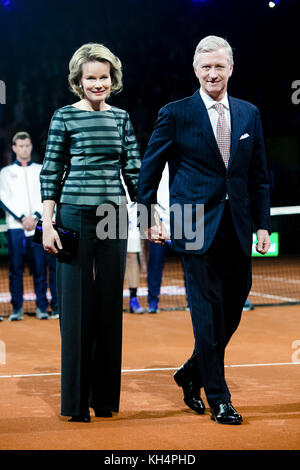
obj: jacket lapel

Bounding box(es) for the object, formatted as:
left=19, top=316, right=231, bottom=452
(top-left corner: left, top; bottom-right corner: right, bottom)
left=188, top=91, right=224, bottom=166
left=228, top=96, right=243, bottom=169
left=188, top=91, right=246, bottom=171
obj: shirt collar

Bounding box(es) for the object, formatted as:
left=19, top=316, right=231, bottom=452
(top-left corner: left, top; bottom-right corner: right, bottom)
left=14, top=159, right=33, bottom=167
left=199, top=88, right=230, bottom=111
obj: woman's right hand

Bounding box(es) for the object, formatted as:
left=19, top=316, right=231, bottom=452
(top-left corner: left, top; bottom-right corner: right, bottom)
left=42, top=221, right=63, bottom=254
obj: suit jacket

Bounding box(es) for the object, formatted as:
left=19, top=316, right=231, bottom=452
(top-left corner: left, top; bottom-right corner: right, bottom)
left=137, top=90, right=271, bottom=255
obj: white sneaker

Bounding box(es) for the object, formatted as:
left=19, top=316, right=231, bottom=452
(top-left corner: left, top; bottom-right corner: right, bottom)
left=49, top=308, right=59, bottom=319
left=35, top=308, right=49, bottom=320
left=8, top=309, right=24, bottom=321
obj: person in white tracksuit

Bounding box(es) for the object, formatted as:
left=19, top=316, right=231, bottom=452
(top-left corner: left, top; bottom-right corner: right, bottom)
left=0, top=132, right=57, bottom=320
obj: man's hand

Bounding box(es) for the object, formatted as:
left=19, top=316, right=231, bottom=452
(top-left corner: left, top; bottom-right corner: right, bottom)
left=146, top=209, right=170, bottom=245
left=147, top=224, right=166, bottom=244
left=21, top=215, right=36, bottom=232
left=256, top=229, right=271, bottom=255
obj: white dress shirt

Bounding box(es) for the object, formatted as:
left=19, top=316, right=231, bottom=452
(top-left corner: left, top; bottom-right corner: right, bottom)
left=199, top=87, right=231, bottom=139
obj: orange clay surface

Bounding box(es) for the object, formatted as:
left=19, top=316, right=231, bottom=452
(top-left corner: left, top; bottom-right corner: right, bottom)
left=0, top=305, right=299, bottom=451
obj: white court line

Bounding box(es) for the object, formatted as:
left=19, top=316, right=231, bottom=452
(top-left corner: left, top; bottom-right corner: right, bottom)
left=0, top=372, right=61, bottom=378
left=249, top=291, right=300, bottom=303
left=0, top=362, right=299, bottom=379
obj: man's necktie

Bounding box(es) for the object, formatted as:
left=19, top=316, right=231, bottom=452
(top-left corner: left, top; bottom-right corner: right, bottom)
left=214, top=102, right=231, bottom=168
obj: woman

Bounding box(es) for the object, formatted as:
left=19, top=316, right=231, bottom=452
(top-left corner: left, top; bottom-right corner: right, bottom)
left=40, top=43, right=140, bottom=422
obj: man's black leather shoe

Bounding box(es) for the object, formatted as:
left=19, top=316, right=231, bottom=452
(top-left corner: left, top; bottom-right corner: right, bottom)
left=210, top=402, right=242, bottom=425
left=174, top=368, right=205, bottom=414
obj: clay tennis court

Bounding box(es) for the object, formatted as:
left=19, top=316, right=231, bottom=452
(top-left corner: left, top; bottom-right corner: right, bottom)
left=0, top=258, right=299, bottom=451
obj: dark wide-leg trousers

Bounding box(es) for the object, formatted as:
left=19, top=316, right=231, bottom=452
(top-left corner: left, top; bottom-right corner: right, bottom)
left=56, top=204, right=127, bottom=417
left=181, top=203, right=252, bottom=407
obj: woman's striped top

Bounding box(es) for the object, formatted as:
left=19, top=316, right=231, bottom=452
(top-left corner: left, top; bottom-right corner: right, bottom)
left=40, top=105, right=141, bottom=206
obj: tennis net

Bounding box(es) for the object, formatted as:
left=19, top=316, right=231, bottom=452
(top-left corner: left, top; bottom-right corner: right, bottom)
left=1, top=206, right=300, bottom=317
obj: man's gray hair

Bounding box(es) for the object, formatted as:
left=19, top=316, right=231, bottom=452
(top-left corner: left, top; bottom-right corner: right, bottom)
left=193, top=35, right=234, bottom=67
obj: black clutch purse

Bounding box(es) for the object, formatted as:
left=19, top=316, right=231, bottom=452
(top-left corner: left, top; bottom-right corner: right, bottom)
left=33, top=220, right=79, bottom=263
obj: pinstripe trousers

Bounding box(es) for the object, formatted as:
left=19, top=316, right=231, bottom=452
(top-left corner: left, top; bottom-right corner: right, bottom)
left=182, top=202, right=252, bottom=407
left=56, top=203, right=127, bottom=417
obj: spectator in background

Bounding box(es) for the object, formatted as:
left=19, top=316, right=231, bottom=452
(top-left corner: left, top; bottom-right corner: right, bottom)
left=125, top=201, right=145, bottom=314
left=122, top=176, right=145, bottom=314
left=146, top=164, right=170, bottom=313
left=0, top=131, right=57, bottom=321
left=146, top=164, right=189, bottom=313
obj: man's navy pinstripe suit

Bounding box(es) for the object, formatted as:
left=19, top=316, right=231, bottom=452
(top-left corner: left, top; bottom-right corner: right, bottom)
left=137, top=89, right=271, bottom=407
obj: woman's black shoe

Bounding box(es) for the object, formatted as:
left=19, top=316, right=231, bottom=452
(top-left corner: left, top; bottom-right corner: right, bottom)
left=93, top=408, right=112, bottom=417
left=68, top=414, right=91, bottom=422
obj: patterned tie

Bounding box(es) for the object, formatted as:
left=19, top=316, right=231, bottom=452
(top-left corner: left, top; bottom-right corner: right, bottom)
left=214, top=102, right=231, bottom=168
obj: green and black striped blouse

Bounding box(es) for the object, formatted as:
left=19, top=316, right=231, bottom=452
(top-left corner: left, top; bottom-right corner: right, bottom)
left=40, top=105, right=141, bottom=206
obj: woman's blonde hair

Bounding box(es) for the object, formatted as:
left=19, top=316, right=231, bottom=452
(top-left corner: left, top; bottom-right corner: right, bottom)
left=68, top=43, right=123, bottom=99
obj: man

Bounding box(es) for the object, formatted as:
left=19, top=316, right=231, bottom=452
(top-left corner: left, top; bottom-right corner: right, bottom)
left=137, top=36, right=271, bottom=424
left=0, top=132, right=58, bottom=320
